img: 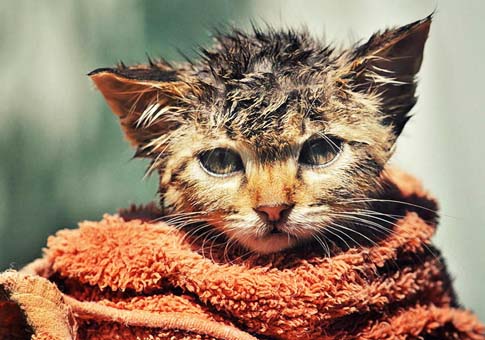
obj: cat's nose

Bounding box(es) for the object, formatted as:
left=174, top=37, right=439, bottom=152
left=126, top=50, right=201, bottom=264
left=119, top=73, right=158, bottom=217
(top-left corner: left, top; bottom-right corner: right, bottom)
left=254, top=204, right=294, bottom=224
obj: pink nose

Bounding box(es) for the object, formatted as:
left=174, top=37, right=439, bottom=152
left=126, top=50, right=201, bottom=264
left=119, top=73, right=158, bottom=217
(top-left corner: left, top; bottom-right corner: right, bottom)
left=254, top=204, right=294, bottom=223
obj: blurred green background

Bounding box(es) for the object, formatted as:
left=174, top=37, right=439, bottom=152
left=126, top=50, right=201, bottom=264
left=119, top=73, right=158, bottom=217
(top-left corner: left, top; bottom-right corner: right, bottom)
left=1, top=0, right=483, bottom=319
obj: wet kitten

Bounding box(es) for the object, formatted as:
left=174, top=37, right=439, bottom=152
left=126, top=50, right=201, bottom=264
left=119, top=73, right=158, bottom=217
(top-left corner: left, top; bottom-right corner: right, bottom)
left=90, top=16, right=431, bottom=254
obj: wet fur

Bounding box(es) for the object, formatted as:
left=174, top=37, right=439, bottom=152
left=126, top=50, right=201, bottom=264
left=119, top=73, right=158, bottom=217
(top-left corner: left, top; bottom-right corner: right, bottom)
left=90, top=16, right=431, bottom=254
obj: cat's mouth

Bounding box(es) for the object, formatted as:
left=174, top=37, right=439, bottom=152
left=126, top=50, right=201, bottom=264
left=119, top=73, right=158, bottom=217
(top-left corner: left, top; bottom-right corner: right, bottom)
left=241, top=222, right=310, bottom=254
left=263, top=220, right=310, bottom=238
left=243, top=229, right=299, bottom=254
left=220, top=218, right=314, bottom=254
left=266, top=222, right=288, bottom=235
left=268, top=228, right=284, bottom=235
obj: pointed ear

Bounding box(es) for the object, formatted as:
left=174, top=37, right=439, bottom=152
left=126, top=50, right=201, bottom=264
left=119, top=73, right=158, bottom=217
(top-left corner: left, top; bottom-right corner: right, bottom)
left=350, top=16, right=431, bottom=136
left=89, top=65, right=194, bottom=148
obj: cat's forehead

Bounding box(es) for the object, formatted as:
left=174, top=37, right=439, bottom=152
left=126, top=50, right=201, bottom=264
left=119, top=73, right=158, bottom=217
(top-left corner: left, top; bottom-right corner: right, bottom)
left=194, top=74, right=338, bottom=161
left=222, top=97, right=303, bottom=151
left=222, top=84, right=316, bottom=134
left=205, top=81, right=331, bottom=159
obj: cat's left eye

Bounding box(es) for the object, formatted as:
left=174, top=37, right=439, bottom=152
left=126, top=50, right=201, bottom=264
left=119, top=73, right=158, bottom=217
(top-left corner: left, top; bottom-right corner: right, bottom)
left=198, top=148, right=244, bottom=177
left=298, top=136, right=343, bottom=167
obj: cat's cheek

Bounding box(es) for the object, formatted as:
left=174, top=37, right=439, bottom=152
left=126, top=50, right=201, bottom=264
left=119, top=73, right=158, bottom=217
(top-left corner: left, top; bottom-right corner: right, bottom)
left=164, top=186, right=184, bottom=210
left=184, top=160, right=243, bottom=207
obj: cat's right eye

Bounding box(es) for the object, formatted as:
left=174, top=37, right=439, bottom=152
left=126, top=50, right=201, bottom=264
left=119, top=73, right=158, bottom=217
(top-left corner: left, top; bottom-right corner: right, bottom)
left=198, top=148, right=244, bottom=177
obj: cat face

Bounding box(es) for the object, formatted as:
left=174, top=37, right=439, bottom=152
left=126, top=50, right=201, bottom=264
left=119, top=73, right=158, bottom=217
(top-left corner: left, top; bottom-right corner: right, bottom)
left=90, top=17, right=430, bottom=253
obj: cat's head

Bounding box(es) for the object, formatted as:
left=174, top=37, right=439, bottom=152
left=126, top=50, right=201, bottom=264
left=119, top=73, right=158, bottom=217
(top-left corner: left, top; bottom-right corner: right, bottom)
left=90, top=17, right=430, bottom=254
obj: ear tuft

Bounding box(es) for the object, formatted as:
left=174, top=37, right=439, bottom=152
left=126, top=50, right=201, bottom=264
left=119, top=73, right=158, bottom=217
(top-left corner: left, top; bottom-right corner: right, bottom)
left=146, top=52, right=155, bottom=67
left=117, top=60, right=127, bottom=70
left=350, top=16, right=432, bottom=136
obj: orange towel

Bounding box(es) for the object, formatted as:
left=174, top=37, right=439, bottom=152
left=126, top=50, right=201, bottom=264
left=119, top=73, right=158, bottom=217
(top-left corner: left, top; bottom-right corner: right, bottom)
left=1, top=169, right=484, bottom=339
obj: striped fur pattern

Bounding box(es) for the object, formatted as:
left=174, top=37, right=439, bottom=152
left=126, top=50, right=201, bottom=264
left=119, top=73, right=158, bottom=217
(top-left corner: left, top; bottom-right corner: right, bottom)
left=90, top=16, right=431, bottom=254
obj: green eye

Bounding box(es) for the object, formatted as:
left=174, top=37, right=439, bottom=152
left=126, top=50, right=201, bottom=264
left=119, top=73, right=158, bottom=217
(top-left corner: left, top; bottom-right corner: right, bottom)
left=299, top=136, right=342, bottom=167
left=198, top=148, right=244, bottom=176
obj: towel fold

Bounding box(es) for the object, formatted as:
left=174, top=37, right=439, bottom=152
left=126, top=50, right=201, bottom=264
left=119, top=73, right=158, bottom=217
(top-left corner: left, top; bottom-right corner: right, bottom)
left=1, top=169, right=484, bottom=339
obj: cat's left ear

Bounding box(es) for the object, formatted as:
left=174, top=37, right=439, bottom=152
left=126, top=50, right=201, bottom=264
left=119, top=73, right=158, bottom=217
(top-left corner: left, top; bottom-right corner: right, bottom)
left=349, top=16, right=431, bottom=136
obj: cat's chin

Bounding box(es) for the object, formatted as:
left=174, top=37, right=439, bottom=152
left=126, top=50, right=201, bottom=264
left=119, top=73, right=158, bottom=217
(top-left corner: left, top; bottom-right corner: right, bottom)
left=238, top=232, right=300, bottom=254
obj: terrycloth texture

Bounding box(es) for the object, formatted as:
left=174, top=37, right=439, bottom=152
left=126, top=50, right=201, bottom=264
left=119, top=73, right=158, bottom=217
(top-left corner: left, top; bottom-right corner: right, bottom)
left=1, top=169, right=484, bottom=339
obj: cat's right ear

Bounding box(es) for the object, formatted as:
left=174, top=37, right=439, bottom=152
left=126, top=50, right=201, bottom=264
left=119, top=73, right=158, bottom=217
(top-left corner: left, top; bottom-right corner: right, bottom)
left=89, top=66, right=194, bottom=148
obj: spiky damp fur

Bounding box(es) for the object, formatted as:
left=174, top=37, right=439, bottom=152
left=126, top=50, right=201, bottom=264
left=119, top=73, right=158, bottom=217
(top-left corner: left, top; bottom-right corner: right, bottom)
left=90, top=16, right=431, bottom=254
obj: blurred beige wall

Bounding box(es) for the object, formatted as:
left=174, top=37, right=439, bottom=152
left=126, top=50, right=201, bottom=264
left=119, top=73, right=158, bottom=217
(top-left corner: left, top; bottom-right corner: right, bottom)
left=1, top=0, right=483, bottom=319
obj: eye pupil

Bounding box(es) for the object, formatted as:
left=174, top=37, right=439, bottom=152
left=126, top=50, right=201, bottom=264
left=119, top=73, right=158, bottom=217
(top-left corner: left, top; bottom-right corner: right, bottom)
left=199, top=148, right=243, bottom=176
left=298, top=136, right=342, bottom=167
